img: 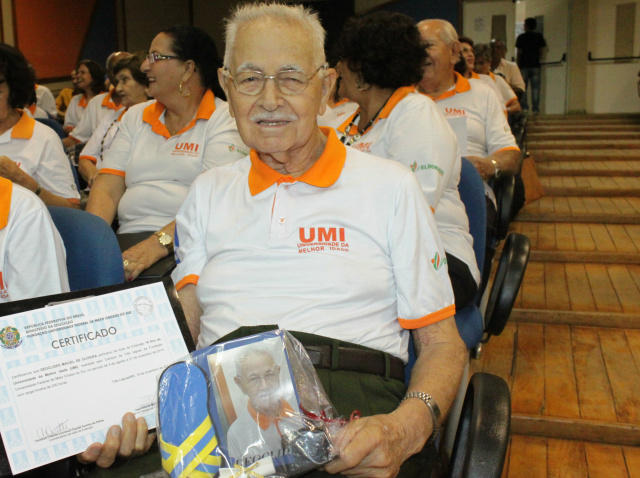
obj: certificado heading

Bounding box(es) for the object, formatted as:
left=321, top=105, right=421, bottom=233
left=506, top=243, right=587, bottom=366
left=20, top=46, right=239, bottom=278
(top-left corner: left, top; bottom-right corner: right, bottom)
left=51, top=327, right=118, bottom=349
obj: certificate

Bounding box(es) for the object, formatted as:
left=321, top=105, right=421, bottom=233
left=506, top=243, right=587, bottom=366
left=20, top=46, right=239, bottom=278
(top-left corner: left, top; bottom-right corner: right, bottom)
left=0, top=279, right=192, bottom=474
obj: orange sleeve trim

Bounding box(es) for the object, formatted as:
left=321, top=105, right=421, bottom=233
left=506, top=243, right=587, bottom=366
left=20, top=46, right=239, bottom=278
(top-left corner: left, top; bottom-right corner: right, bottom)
left=505, top=97, right=518, bottom=106
left=398, top=304, right=456, bottom=329
left=68, top=198, right=81, bottom=205
left=99, top=168, right=125, bottom=177
left=68, top=135, right=81, bottom=143
left=175, top=274, right=199, bottom=291
left=497, top=146, right=521, bottom=153
left=430, top=206, right=435, bottom=214
left=78, top=155, right=97, bottom=164
left=0, top=177, right=13, bottom=230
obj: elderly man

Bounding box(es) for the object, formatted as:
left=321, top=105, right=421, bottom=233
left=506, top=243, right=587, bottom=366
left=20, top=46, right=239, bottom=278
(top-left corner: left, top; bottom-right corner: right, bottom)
left=490, top=39, right=525, bottom=97
left=228, top=348, right=299, bottom=462
left=416, top=19, right=520, bottom=285
left=167, top=4, right=466, bottom=477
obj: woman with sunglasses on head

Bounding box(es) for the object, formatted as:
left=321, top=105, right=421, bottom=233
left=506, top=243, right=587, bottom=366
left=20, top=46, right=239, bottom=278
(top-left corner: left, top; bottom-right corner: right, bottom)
left=85, top=25, right=246, bottom=283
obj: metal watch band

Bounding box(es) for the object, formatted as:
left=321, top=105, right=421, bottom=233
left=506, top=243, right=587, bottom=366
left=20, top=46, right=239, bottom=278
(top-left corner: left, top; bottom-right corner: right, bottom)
left=491, top=158, right=500, bottom=178
left=401, top=391, right=441, bottom=447
left=34, top=183, right=42, bottom=196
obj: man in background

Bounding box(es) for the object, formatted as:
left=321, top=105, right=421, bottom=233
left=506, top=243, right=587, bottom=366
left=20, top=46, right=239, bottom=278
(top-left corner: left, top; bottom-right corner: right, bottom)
left=516, top=17, right=547, bottom=114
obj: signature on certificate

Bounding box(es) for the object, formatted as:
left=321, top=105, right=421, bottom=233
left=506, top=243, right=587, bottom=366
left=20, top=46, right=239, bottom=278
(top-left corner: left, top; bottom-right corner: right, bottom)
left=35, top=420, right=70, bottom=440
left=135, top=395, right=156, bottom=413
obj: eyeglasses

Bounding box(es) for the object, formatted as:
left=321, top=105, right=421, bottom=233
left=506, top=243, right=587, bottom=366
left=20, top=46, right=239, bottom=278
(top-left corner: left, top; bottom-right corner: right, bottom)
left=224, top=64, right=327, bottom=96
left=146, top=52, right=180, bottom=64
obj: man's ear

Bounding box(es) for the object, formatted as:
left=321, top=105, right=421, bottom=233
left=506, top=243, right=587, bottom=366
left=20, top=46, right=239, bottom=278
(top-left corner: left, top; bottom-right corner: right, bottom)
left=318, top=67, right=337, bottom=116
left=218, top=68, right=234, bottom=118
left=451, top=41, right=461, bottom=66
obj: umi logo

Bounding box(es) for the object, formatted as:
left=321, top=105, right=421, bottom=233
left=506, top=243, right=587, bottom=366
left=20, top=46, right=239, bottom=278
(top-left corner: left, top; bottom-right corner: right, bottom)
left=299, top=227, right=345, bottom=243
left=174, top=143, right=199, bottom=152
left=444, top=107, right=466, bottom=117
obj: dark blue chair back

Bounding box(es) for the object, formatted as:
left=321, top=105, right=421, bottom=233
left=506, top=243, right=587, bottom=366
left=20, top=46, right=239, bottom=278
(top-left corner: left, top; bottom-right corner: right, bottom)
left=458, top=158, right=486, bottom=275
left=48, top=207, right=124, bottom=291
left=36, top=117, right=66, bottom=139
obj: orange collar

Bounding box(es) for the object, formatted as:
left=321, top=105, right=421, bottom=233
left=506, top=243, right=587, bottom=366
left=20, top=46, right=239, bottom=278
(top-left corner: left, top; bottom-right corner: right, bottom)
left=248, top=399, right=295, bottom=430
left=337, top=86, right=414, bottom=136
left=420, top=72, right=471, bottom=102
left=78, top=94, right=88, bottom=108
left=332, top=98, right=350, bottom=107
left=141, top=89, right=217, bottom=139
left=248, top=127, right=346, bottom=196
left=11, top=111, right=35, bottom=139
left=488, top=72, right=496, bottom=81
left=0, top=178, right=12, bottom=230
left=101, top=90, right=122, bottom=110
left=470, top=71, right=480, bottom=80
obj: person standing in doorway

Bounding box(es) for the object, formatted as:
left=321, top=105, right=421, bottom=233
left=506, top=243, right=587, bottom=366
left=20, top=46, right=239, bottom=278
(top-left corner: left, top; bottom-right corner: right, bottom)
left=516, top=17, right=547, bottom=114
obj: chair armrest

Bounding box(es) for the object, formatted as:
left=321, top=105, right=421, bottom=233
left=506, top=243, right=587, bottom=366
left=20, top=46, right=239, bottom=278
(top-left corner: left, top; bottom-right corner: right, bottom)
left=448, top=372, right=511, bottom=478
left=493, top=174, right=515, bottom=242
left=484, top=233, right=531, bottom=338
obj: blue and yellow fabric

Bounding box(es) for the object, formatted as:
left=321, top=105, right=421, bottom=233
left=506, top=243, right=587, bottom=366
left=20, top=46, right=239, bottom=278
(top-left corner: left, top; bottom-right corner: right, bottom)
left=158, top=362, right=221, bottom=478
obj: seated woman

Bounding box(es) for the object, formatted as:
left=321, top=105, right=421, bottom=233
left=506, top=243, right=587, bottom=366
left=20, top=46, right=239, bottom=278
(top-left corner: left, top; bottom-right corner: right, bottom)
left=0, top=43, right=80, bottom=208
left=473, top=42, right=521, bottom=115
left=78, top=52, right=149, bottom=186
left=85, top=26, right=247, bottom=281
left=330, top=12, right=480, bottom=308
left=0, top=178, right=69, bottom=302
left=63, top=59, right=106, bottom=134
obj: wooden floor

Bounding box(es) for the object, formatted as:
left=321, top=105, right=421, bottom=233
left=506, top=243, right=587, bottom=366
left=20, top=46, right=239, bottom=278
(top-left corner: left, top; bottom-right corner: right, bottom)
left=471, top=113, right=640, bottom=478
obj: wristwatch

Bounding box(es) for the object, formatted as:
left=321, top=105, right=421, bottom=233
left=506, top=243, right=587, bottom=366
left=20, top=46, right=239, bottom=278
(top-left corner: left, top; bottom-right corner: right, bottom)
left=491, top=159, right=501, bottom=179
left=154, top=231, right=174, bottom=253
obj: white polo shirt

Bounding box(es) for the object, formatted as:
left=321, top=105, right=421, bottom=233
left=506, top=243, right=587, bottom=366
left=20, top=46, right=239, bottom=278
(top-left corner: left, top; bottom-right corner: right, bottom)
left=35, top=85, right=57, bottom=118
left=0, top=179, right=69, bottom=302
left=172, top=128, right=455, bottom=361
left=332, top=87, right=479, bottom=286
left=423, top=74, right=519, bottom=203
left=469, top=72, right=508, bottom=114
left=317, top=99, right=358, bottom=128
left=494, top=59, right=525, bottom=92
left=63, top=94, right=88, bottom=129
left=0, top=112, right=80, bottom=204
left=78, top=108, right=126, bottom=169
left=70, top=91, right=123, bottom=143
left=100, top=90, right=248, bottom=233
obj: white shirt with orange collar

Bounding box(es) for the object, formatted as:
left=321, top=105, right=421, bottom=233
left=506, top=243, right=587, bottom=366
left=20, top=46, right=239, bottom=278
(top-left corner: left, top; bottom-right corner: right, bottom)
left=0, top=179, right=69, bottom=302
left=69, top=90, right=124, bottom=143
left=317, top=99, right=358, bottom=127
left=331, top=87, right=479, bottom=286
left=63, top=94, right=88, bottom=130
left=469, top=72, right=507, bottom=114
left=100, top=90, right=248, bottom=234
left=78, top=108, right=126, bottom=170
left=494, top=59, right=525, bottom=92
left=0, top=112, right=80, bottom=204
left=172, top=128, right=455, bottom=361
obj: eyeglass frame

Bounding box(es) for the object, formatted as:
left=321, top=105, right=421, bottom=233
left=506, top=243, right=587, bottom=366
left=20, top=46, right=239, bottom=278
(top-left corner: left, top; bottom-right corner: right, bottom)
left=146, top=52, right=181, bottom=65
left=222, top=64, right=328, bottom=96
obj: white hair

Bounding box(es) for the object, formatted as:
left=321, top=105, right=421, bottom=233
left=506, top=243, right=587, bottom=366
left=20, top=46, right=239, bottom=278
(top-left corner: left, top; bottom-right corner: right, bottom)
left=417, top=19, right=459, bottom=48
left=235, top=347, right=275, bottom=378
left=223, top=2, right=326, bottom=68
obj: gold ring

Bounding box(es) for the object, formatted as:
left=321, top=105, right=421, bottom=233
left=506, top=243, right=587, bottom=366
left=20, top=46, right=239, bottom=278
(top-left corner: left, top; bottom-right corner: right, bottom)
left=123, top=259, right=130, bottom=268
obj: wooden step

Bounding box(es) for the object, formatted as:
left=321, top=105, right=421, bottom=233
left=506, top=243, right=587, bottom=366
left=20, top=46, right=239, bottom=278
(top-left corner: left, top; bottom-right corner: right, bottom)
left=472, top=323, right=640, bottom=436
left=527, top=140, right=640, bottom=150
left=539, top=176, right=640, bottom=197
left=529, top=149, right=640, bottom=162
left=515, top=261, right=640, bottom=313
left=531, top=124, right=640, bottom=132
left=516, top=197, right=640, bottom=223
left=528, top=132, right=640, bottom=141
left=511, top=414, right=640, bottom=446
left=511, top=309, right=640, bottom=328
left=537, top=160, right=640, bottom=176
left=508, top=222, right=640, bottom=257
left=501, top=435, right=640, bottom=478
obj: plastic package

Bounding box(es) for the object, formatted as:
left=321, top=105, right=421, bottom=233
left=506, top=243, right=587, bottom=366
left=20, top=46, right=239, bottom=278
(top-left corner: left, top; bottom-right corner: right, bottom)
left=157, top=330, right=344, bottom=478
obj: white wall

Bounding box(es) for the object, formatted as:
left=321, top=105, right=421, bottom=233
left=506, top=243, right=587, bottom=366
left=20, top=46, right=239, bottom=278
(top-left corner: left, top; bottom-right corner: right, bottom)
left=463, top=1, right=517, bottom=60
left=586, top=0, right=640, bottom=113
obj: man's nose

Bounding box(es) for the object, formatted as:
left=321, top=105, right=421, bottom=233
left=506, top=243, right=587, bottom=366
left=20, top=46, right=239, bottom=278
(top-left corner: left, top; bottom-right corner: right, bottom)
left=260, top=77, right=282, bottom=111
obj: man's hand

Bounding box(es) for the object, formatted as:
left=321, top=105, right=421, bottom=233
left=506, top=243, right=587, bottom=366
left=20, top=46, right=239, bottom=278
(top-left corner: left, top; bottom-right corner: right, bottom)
left=324, top=401, right=431, bottom=478
left=122, top=235, right=169, bottom=281
left=466, top=155, right=496, bottom=181
left=77, top=413, right=155, bottom=468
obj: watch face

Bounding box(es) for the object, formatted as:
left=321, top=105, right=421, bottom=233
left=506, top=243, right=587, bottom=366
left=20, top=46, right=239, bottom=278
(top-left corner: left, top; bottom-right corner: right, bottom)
left=159, top=234, right=172, bottom=246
